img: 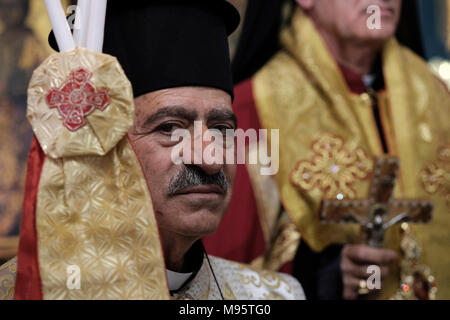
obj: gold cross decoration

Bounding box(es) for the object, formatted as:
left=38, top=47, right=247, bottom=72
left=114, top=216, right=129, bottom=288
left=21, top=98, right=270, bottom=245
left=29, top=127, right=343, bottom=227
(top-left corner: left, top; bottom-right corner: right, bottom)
left=320, top=157, right=433, bottom=248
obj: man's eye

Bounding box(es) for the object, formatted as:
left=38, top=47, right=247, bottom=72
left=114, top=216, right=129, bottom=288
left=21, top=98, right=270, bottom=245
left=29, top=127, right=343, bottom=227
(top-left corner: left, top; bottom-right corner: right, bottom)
left=212, top=124, right=234, bottom=133
left=156, top=123, right=181, bottom=134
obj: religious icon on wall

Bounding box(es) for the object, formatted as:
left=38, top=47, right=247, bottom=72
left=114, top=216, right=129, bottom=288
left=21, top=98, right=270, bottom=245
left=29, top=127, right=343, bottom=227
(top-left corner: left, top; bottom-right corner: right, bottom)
left=0, top=0, right=58, bottom=259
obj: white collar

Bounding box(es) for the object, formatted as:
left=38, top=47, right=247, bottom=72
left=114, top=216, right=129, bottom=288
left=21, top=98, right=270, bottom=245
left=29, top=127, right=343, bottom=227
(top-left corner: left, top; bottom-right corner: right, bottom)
left=166, top=269, right=193, bottom=291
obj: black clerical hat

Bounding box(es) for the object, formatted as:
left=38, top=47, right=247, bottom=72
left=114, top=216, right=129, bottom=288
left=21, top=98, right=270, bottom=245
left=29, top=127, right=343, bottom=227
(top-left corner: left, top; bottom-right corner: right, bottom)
left=50, top=0, right=240, bottom=99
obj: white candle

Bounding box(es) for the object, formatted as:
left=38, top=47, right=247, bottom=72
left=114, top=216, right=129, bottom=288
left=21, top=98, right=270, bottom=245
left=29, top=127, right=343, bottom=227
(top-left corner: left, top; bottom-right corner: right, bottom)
left=44, top=0, right=75, bottom=52
left=73, top=0, right=90, bottom=47
left=86, top=0, right=108, bottom=53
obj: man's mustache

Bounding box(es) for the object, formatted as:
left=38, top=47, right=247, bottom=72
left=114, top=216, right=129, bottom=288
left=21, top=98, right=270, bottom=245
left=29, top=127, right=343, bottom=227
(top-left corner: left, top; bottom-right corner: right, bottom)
left=168, top=165, right=228, bottom=196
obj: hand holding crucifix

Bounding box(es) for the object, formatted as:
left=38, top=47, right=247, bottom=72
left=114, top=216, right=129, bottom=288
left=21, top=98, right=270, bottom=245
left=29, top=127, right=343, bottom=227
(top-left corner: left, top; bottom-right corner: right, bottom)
left=320, top=157, right=433, bottom=299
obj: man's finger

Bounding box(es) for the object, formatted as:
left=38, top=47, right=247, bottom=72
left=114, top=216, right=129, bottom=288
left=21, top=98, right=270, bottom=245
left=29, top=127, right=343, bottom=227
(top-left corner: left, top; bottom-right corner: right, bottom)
left=342, top=275, right=360, bottom=289
left=344, top=244, right=397, bottom=265
left=343, top=287, right=359, bottom=300
left=342, top=259, right=390, bottom=279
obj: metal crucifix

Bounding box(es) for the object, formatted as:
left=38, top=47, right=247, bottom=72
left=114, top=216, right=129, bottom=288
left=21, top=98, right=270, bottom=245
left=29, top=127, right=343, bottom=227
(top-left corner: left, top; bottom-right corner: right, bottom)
left=320, top=157, right=433, bottom=248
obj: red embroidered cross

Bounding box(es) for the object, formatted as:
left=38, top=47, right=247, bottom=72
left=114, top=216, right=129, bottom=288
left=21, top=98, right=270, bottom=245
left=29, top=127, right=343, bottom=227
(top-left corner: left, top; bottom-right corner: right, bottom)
left=46, top=68, right=110, bottom=131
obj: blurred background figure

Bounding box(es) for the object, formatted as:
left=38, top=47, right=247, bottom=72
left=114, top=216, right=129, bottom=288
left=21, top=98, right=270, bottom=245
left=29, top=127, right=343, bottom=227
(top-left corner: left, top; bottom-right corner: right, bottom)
left=205, top=0, right=450, bottom=300
left=228, top=0, right=450, bottom=84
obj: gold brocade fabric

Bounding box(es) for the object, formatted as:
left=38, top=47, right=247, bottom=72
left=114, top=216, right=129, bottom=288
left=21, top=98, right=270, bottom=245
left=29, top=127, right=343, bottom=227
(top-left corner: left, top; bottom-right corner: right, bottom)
left=3, top=255, right=305, bottom=300
left=253, top=9, right=450, bottom=298
left=27, top=48, right=169, bottom=299
left=28, top=48, right=134, bottom=159
left=173, top=256, right=304, bottom=300
left=0, top=257, right=17, bottom=300
left=261, top=212, right=300, bottom=272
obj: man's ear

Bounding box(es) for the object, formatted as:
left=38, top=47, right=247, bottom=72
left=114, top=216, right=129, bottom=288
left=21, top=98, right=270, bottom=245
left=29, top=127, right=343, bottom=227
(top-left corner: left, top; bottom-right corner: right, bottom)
left=296, top=0, right=314, bottom=10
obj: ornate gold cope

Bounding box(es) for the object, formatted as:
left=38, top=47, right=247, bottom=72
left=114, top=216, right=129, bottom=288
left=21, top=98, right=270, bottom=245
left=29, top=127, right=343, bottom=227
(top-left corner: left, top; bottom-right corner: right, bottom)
left=25, top=48, right=170, bottom=300
left=252, top=8, right=450, bottom=298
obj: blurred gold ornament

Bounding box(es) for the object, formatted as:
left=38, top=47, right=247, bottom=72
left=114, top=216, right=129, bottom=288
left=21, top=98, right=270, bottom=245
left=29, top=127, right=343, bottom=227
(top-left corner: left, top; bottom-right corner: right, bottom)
left=26, top=0, right=71, bottom=55
left=391, top=224, right=437, bottom=300
left=429, top=58, right=450, bottom=89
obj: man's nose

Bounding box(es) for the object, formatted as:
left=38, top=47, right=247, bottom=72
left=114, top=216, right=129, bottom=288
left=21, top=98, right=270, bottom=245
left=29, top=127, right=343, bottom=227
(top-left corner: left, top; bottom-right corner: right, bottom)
left=189, top=123, right=224, bottom=176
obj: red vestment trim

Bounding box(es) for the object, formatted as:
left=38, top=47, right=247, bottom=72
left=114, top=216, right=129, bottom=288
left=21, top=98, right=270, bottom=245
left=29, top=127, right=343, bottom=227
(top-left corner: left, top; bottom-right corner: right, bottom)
left=14, top=137, right=45, bottom=300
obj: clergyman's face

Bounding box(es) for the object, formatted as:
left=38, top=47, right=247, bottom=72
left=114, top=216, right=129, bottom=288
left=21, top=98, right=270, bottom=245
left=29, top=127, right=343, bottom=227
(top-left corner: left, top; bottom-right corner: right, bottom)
left=298, top=0, right=402, bottom=43
left=129, top=87, right=236, bottom=239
